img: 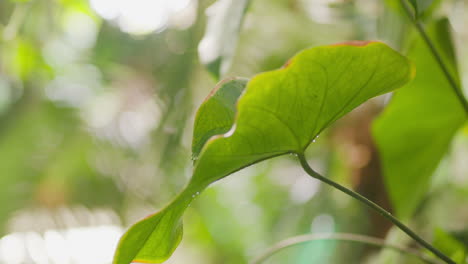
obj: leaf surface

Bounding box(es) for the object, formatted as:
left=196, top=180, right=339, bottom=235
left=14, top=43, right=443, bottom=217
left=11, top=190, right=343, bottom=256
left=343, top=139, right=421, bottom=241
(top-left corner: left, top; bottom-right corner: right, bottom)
left=372, top=19, right=466, bottom=219
left=192, top=78, right=248, bottom=160
left=114, top=41, right=414, bottom=264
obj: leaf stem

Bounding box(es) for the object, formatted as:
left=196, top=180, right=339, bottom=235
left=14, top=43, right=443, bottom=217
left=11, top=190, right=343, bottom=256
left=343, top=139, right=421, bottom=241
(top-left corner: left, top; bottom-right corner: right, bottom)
left=296, top=153, right=455, bottom=264
left=399, top=0, right=468, bottom=114
left=250, top=232, right=442, bottom=264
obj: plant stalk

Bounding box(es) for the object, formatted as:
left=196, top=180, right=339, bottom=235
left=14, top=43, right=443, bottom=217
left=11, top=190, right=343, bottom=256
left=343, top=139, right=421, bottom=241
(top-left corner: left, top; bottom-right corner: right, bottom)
left=297, top=153, right=455, bottom=264
left=399, top=0, right=468, bottom=114
left=250, top=233, right=442, bottom=264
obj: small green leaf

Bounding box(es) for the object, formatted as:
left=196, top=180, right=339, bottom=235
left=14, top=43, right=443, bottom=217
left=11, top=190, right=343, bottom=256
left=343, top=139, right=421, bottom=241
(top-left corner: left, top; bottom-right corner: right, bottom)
left=372, top=19, right=467, bottom=219
left=114, top=41, right=414, bottom=264
left=192, top=78, right=248, bottom=160
left=198, top=0, right=251, bottom=80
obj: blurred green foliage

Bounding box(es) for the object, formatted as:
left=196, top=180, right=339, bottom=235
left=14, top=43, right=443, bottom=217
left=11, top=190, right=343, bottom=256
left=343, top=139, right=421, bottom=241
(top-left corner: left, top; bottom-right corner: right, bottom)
left=373, top=18, right=465, bottom=219
left=0, top=0, right=467, bottom=264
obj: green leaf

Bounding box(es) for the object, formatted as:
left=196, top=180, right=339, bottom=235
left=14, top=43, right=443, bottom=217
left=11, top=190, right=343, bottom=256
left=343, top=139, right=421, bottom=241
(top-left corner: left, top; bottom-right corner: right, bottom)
left=192, top=78, right=248, bottom=160
left=191, top=41, right=413, bottom=186
left=112, top=189, right=191, bottom=264
left=114, top=41, right=413, bottom=264
left=372, top=19, right=467, bottom=219
left=198, top=0, right=251, bottom=80
left=433, top=228, right=467, bottom=264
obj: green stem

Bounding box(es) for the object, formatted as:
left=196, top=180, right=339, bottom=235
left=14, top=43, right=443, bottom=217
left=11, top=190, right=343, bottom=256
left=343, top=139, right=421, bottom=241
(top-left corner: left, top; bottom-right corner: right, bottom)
left=250, top=233, right=442, bottom=264
left=399, top=0, right=468, bottom=114
left=297, top=153, right=455, bottom=264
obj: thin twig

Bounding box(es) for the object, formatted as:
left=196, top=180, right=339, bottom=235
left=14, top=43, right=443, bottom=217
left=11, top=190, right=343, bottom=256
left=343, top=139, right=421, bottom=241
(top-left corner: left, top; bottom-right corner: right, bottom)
left=297, top=153, right=455, bottom=264
left=250, top=233, right=443, bottom=264
left=399, top=0, right=468, bottom=114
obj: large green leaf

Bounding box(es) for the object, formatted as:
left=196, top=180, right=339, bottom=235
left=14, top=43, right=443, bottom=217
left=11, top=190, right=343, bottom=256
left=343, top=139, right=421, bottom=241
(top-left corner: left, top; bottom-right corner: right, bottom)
left=372, top=19, right=466, bottom=219
left=198, top=0, right=251, bottom=80
left=113, top=41, right=413, bottom=264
